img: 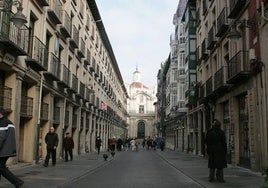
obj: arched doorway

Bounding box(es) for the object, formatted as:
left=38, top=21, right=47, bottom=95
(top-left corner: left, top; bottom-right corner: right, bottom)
left=137, top=121, right=145, bottom=138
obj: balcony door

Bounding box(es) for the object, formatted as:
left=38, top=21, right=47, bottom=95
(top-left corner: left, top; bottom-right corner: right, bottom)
left=238, top=94, right=250, bottom=168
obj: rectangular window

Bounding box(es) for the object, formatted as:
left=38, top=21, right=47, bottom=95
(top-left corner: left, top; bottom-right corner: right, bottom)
left=139, top=105, right=144, bottom=114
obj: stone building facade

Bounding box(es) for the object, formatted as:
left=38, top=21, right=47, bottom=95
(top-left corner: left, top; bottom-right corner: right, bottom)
left=157, top=0, right=268, bottom=171
left=0, top=0, right=128, bottom=164
left=126, top=68, right=157, bottom=139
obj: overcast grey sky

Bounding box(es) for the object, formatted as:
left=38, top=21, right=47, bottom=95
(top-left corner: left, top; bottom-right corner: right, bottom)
left=96, top=0, right=178, bottom=88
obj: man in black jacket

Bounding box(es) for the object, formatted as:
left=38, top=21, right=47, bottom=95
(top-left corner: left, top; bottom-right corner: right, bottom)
left=206, top=119, right=227, bottom=183
left=43, top=126, right=59, bottom=167
left=0, top=108, right=24, bottom=188
left=63, top=132, right=74, bottom=161
left=95, top=136, right=102, bottom=154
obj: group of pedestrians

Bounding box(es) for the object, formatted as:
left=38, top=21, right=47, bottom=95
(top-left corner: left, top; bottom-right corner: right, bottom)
left=0, top=105, right=229, bottom=187
left=43, top=128, right=74, bottom=167
left=142, top=137, right=165, bottom=151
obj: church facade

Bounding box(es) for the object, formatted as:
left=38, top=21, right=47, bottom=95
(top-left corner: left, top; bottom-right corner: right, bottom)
left=125, top=69, right=157, bottom=139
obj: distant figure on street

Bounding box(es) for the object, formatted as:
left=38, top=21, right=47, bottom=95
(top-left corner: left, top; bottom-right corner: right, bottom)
left=142, top=139, right=146, bottom=148
left=205, top=119, right=227, bottom=183
left=63, top=132, right=74, bottom=162
left=43, top=126, right=59, bottom=167
left=96, top=136, right=102, bottom=154
left=160, top=139, right=165, bottom=151
left=147, top=137, right=152, bottom=150
left=0, top=108, right=24, bottom=188
left=117, top=138, right=123, bottom=151
left=130, top=138, right=136, bottom=152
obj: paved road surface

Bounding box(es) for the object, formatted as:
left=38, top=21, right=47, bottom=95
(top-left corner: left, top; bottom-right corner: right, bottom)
left=60, top=148, right=202, bottom=188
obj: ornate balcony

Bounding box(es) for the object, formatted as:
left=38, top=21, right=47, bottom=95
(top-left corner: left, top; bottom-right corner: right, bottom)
left=0, top=11, right=29, bottom=56
left=207, top=26, right=217, bottom=50
left=58, top=64, right=70, bottom=88
left=89, top=59, right=96, bottom=72
left=214, top=66, right=230, bottom=94
left=69, top=25, right=79, bottom=49
left=77, top=37, right=85, bottom=58
left=69, top=74, right=78, bottom=93
left=47, top=0, right=62, bottom=25
left=198, top=84, right=205, bottom=102
left=227, top=51, right=251, bottom=84
left=26, top=36, right=48, bottom=71
left=44, top=52, right=61, bottom=81
left=205, top=76, right=213, bottom=98
left=78, top=81, right=85, bottom=99
left=201, top=39, right=209, bottom=61
left=216, top=7, right=229, bottom=37
left=59, top=11, right=71, bottom=38
left=228, top=0, right=247, bottom=19
left=84, top=49, right=91, bottom=66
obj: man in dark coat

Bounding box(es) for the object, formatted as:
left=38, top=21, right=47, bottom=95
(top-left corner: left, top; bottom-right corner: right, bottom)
left=63, top=132, right=74, bottom=162
left=205, top=119, right=227, bottom=182
left=0, top=108, right=24, bottom=188
left=96, top=136, right=102, bottom=154
left=43, top=126, right=59, bottom=167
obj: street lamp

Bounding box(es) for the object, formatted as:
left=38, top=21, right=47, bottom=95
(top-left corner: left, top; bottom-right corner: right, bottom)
left=227, top=18, right=256, bottom=42
left=0, top=0, right=27, bottom=28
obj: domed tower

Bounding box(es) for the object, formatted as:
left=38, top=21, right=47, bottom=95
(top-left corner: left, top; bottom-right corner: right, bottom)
left=133, top=67, right=141, bottom=83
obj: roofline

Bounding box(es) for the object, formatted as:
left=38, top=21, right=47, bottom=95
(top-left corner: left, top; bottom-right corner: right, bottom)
left=87, top=0, right=128, bottom=96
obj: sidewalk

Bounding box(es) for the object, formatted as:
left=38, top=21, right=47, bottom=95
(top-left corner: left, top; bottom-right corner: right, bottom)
left=0, top=152, right=113, bottom=188
left=156, top=149, right=265, bottom=188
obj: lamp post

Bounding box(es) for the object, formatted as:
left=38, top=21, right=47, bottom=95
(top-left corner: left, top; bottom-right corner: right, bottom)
left=0, top=0, right=27, bottom=28
left=227, top=18, right=256, bottom=42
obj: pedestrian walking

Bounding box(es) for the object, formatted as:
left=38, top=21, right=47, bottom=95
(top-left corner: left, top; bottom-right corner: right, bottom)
left=205, top=119, right=227, bottom=183
left=96, top=136, right=102, bottom=154
left=0, top=108, right=24, bottom=188
left=43, top=126, right=59, bottom=167
left=160, top=139, right=165, bottom=151
left=130, top=138, right=136, bottom=152
left=63, top=132, right=74, bottom=162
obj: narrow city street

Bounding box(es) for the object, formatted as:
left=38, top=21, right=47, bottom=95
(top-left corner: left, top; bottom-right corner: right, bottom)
left=60, top=148, right=202, bottom=188
left=0, top=148, right=264, bottom=188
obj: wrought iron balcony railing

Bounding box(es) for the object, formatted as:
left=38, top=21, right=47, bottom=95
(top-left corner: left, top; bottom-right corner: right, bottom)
left=0, top=11, right=29, bottom=56
left=59, top=11, right=71, bottom=38
left=216, top=7, right=229, bottom=37
left=69, top=25, right=79, bottom=49
left=26, top=36, right=48, bottom=71
left=58, top=64, right=70, bottom=88
left=229, top=0, right=247, bottom=19
left=47, top=0, right=62, bottom=24
left=45, top=52, right=60, bottom=80
left=227, top=50, right=251, bottom=84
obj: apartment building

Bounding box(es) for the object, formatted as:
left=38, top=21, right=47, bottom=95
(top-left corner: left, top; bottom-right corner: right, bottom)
left=156, top=0, right=268, bottom=172
left=158, top=0, right=188, bottom=150
left=0, top=0, right=128, bottom=164
left=195, top=0, right=268, bottom=170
